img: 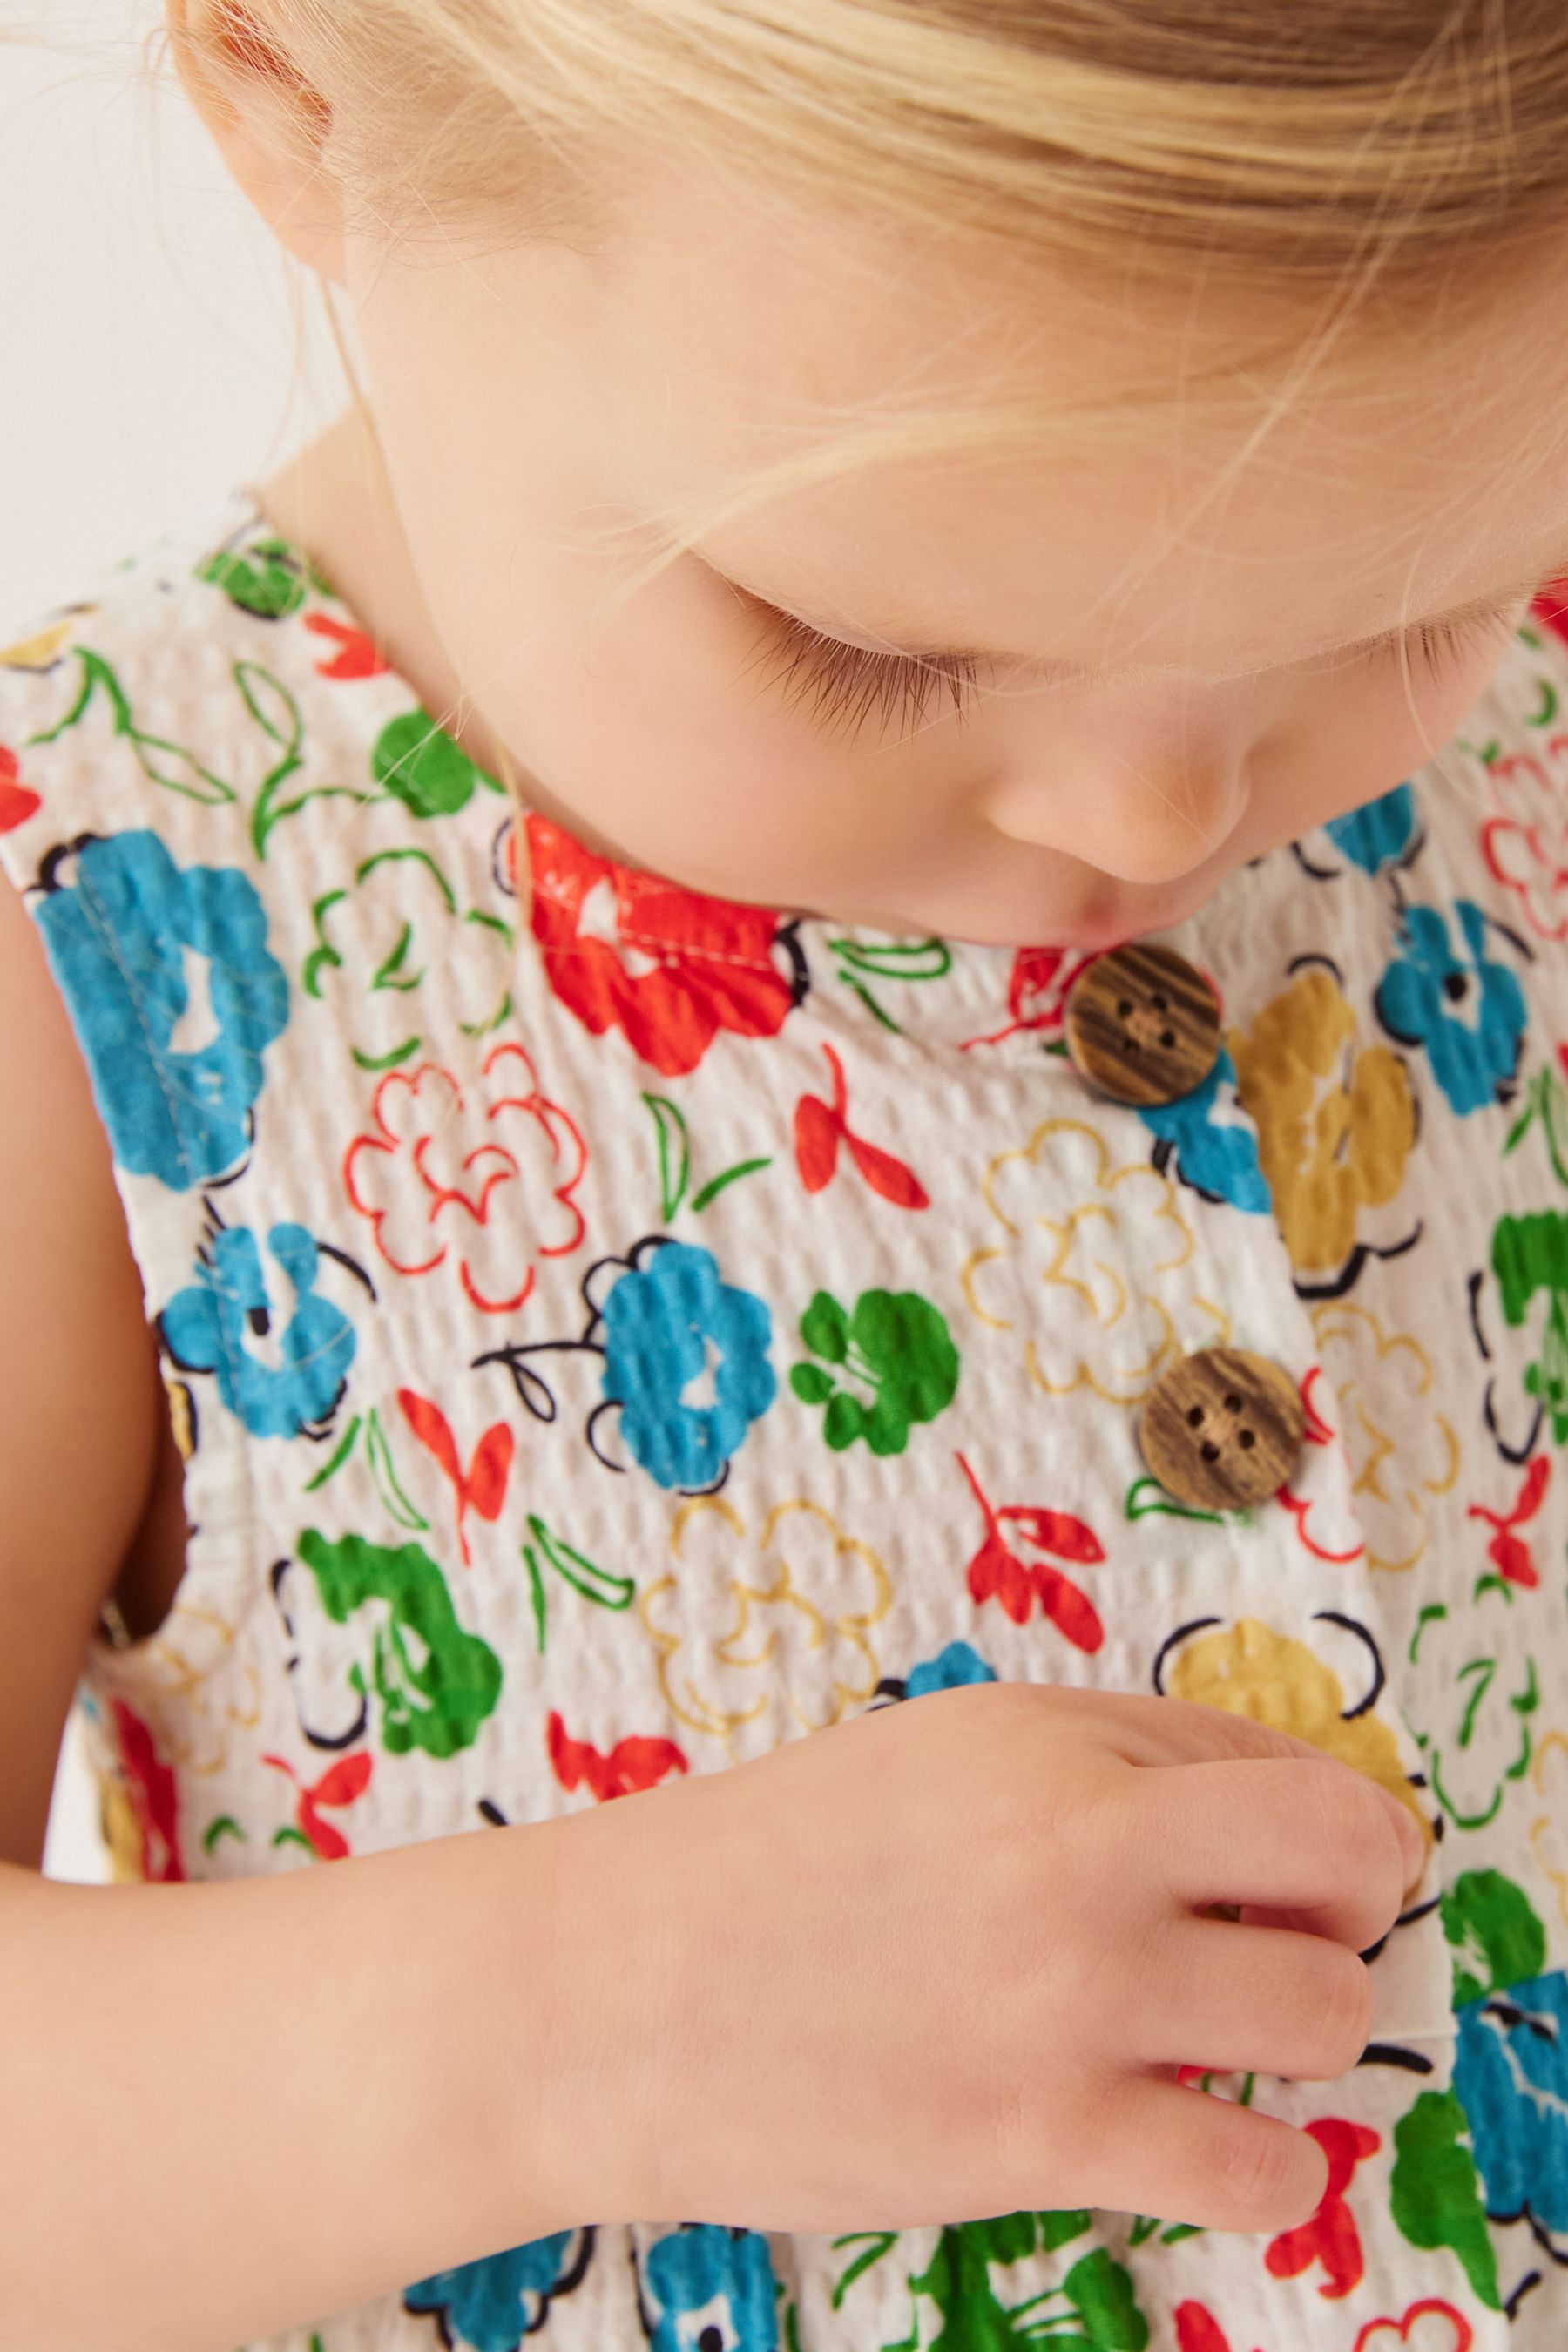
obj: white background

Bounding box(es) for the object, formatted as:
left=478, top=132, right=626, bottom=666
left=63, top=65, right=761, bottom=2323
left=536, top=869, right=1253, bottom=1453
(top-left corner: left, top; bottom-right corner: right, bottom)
left=1, top=2, right=344, bottom=1878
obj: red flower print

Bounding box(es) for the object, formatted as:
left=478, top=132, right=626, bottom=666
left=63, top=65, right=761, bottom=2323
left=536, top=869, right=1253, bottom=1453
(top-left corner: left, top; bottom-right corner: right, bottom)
left=1263, top=2114, right=1379, bottom=2299
left=524, top=811, right=797, bottom=1076
left=956, top=1450, right=1105, bottom=1652
left=1478, top=739, right=1568, bottom=943
left=1351, top=2299, right=1473, bottom=2352
left=1275, top=1367, right=1367, bottom=1567
left=344, top=1041, right=588, bottom=1314
left=0, top=744, right=40, bottom=833
left=1531, top=581, right=1568, bottom=652
left=262, top=1749, right=374, bottom=1862
left=546, top=1709, right=689, bottom=1802
left=1468, top=1452, right=1550, bottom=1589
left=110, top=1698, right=184, bottom=1882
left=303, top=612, right=389, bottom=680
left=794, top=1042, right=929, bottom=1208
left=1174, top=2305, right=1266, bottom=2352
left=398, top=1389, right=514, bottom=1566
left=959, top=943, right=1098, bottom=1052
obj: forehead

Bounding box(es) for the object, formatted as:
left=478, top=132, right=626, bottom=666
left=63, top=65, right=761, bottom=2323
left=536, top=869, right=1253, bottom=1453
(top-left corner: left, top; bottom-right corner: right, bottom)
left=488, top=152, right=1568, bottom=671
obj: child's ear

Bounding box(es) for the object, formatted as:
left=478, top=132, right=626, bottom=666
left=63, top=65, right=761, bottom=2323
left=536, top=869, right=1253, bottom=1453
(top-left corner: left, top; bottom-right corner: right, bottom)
left=165, top=0, right=346, bottom=285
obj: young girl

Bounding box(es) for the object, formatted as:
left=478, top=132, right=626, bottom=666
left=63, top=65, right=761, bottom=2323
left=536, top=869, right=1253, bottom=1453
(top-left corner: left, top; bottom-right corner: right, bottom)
left=5, top=2, right=1567, bottom=2346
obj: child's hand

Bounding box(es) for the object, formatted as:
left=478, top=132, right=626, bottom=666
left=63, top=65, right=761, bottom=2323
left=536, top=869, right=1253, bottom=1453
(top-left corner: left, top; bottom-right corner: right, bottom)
left=598, top=1680, right=1427, bottom=2239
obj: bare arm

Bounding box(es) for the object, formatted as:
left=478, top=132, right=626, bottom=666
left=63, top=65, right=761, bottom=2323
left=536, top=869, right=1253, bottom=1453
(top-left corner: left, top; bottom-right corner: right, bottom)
left=0, top=882, right=663, bottom=2346
left=0, top=1803, right=667, bottom=2349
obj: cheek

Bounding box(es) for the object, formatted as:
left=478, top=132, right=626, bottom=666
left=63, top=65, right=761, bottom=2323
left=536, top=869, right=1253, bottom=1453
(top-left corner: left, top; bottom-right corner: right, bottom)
left=1264, top=642, right=1511, bottom=835
left=1379, top=643, right=1514, bottom=755
left=439, top=575, right=902, bottom=898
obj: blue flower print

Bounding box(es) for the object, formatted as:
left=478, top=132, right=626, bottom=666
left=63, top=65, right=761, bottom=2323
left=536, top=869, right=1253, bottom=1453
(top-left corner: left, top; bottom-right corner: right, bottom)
left=405, top=2230, right=581, bottom=2352
left=1375, top=899, right=1527, bottom=1116
left=601, top=1241, right=775, bottom=1490
left=34, top=828, right=288, bottom=1187
left=1453, top=1968, right=1568, bottom=2236
left=1324, top=781, right=1418, bottom=874
left=645, top=2223, right=781, bottom=2352
left=1138, top=1047, right=1272, bottom=1213
left=160, top=1224, right=356, bottom=1439
left=906, top=1639, right=997, bottom=1698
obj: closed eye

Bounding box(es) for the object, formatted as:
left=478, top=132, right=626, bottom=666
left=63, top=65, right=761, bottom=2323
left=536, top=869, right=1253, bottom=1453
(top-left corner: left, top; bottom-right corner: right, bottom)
left=1391, top=608, right=1520, bottom=679
left=743, top=590, right=1524, bottom=744
left=742, top=604, right=983, bottom=741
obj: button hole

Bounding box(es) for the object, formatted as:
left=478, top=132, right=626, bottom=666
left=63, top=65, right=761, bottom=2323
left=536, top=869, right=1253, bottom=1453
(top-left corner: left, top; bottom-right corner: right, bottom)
left=1223, top=1393, right=1242, bottom=1411
left=1238, top=1429, right=1256, bottom=1450
left=1200, top=1441, right=1220, bottom=1462
left=1151, top=992, right=1167, bottom=1011
left=1186, top=1405, right=1204, bottom=1428
left=1159, top=1029, right=1175, bottom=1048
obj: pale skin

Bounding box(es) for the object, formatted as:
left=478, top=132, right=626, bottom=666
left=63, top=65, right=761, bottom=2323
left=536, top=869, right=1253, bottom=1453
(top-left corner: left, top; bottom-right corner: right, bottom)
left=0, top=13, right=1555, bottom=2344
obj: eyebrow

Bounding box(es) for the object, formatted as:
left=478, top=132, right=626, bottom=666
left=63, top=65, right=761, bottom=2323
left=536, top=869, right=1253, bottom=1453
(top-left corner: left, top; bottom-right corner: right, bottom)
left=713, top=552, right=1568, bottom=680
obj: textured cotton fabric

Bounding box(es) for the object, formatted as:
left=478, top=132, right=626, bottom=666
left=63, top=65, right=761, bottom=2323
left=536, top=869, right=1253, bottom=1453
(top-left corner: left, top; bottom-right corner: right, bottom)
left=4, top=495, right=1568, bottom=2352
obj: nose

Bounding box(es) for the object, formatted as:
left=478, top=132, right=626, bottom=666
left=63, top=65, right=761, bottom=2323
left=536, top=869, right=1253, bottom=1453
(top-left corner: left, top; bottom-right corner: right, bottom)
left=983, top=736, right=1252, bottom=889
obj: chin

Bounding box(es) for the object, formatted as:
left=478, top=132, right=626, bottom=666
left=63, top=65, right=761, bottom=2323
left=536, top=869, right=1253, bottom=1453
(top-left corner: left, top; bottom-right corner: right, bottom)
left=944, top=900, right=1200, bottom=953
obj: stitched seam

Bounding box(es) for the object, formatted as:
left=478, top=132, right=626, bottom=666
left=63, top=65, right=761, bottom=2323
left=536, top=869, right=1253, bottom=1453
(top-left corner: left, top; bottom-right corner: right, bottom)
left=529, top=877, right=794, bottom=977
left=38, top=869, right=261, bottom=1663
left=70, top=877, right=253, bottom=1423
left=74, top=868, right=202, bottom=1192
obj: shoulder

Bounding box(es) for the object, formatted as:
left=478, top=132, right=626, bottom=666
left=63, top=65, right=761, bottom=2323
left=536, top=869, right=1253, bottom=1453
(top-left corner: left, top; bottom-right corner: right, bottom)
left=0, top=497, right=322, bottom=820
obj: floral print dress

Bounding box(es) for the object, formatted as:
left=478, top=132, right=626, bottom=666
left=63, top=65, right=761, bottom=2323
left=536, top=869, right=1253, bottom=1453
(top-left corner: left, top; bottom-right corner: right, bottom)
left=3, top=497, right=1568, bottom=2352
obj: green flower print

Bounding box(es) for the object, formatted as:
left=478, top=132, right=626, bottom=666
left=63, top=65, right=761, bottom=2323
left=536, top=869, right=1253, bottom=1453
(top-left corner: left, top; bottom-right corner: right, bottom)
left=199, top=535, right=326, bottom=621
left=296, top=1529, right=503, bottom=1761
left=301, top=846, right=514, bottom=1071
left=791, top=1287, right=959, bottom=1456
left=1443, top=1866, right=1547, bottom=2010
left=857, top=2214, right=1149, bottom=2352
left=1491, top=1209, right=1568, bottom=1443
left=373, top=711, right=506, bottom=821
left=1389, top=2087, right=1500, bottom=2312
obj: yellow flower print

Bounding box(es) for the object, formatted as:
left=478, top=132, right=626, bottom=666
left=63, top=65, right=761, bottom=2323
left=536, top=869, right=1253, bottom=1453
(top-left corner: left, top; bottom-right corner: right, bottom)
left=0, top=613, right=80, bottom=672
left=163, top=1369, right=198, bottom=1462
left=640, top=1495, right=893, bottom=1762
left=960, top=1116, right=1227, bottom=1406
left=1167, top=1616, right=1433, bottom=1856
left=1528, top=1729, right=1568, bottom=1936
left=100, top=1773, right=145, bottom=1885
left=1228, top=967, right=1416, bottom=1276
left=1309, top=1301, right=1461, bottom=1574
left=99, top=1605, right=262, bottom=1779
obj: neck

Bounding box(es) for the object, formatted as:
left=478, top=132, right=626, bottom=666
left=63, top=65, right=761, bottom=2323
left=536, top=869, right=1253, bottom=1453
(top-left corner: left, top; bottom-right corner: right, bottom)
left=250, top=404, right=463, bottom=727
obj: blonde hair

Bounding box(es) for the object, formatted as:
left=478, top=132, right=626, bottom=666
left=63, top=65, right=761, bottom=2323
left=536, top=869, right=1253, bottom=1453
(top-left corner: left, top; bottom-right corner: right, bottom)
left=179, top=1, right=1568, bottom=271
left=172, top=2, right=1568, bottom=673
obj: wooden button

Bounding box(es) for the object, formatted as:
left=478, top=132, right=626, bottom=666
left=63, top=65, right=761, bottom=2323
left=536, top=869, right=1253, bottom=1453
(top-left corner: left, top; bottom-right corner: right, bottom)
left=1063, top=943, right=1221, bottom=1107
left=1139, top=1347, right=1304, bottom=1511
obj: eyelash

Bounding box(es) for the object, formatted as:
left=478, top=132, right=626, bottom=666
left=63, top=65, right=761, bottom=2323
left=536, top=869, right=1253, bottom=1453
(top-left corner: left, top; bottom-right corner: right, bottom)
left=1386, top=611, right=1515, bottom=679
left=750, top=610, right=983, bottom=740
left=750, top=601, right=1518, bottom=743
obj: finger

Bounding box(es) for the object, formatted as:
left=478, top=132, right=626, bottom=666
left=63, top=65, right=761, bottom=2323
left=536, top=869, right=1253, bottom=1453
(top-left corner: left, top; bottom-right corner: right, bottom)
left=1133, top=1755, right=1420, bottom=1943
left=1125, top=1916, right=1374, bottom=2082
left=1071, top=2069, right=1331, bottom=2235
